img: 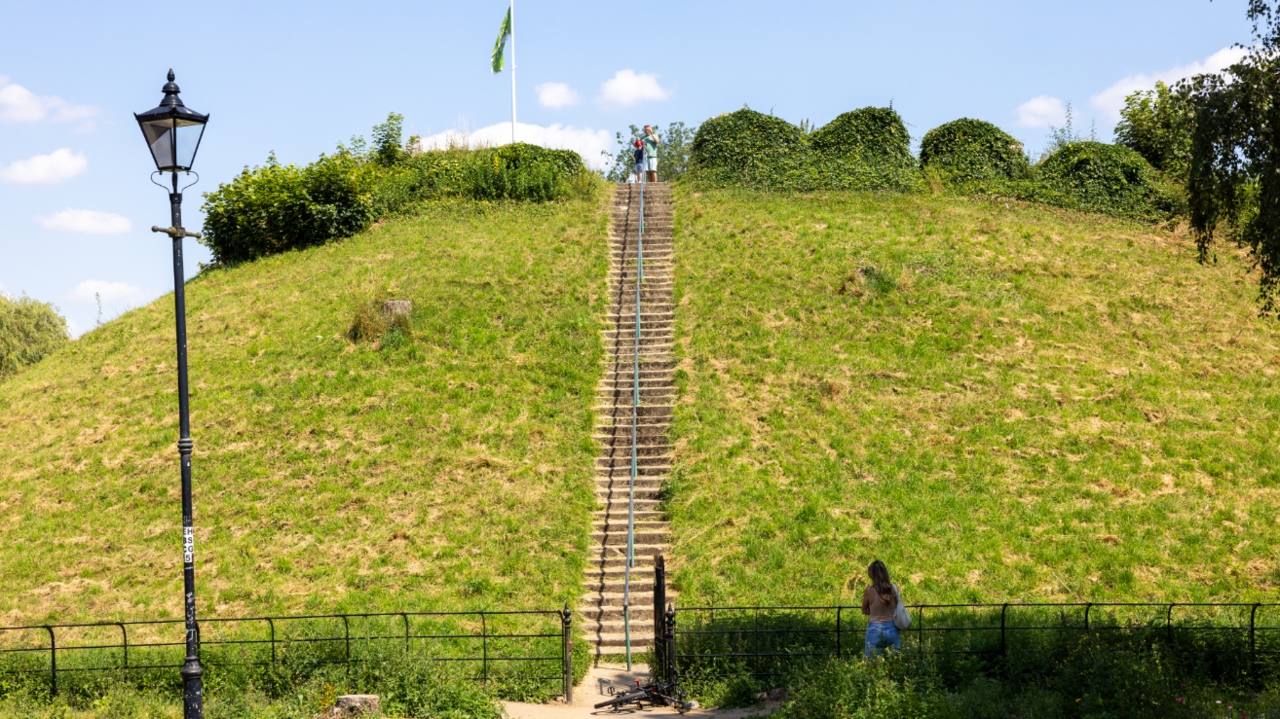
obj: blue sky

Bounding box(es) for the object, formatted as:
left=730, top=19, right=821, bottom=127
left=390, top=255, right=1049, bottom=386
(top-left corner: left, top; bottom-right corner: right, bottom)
left=0, top=0, right=1254, bottom=335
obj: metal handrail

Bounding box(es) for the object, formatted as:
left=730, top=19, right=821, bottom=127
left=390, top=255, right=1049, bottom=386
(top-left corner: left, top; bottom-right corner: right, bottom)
left=623, top=164, right=646, bottom=668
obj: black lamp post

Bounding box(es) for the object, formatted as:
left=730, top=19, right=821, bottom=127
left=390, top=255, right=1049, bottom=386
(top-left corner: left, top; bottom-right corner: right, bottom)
left=135, top=69, right=209, bottom=719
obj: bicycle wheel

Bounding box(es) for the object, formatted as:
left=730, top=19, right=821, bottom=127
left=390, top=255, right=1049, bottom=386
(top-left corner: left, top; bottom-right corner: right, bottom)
left=594, top=691, right=648, bottom=710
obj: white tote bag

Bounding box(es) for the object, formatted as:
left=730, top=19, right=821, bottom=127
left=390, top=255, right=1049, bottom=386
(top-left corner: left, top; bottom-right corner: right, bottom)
left=892, top=584, right=911, bottom=630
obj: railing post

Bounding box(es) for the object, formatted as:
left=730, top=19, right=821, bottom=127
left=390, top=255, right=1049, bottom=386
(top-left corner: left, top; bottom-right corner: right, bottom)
left=918, top=606, right=924, bottom=655
left=481, top=612, right=488, bottom=686
left=654, top=555, right=666, bottom=681
left=118, top=623, right=128, bottom=669
left=1250, top=604, right=1260, bottom=684
left=342, top=616, right=351, bottom=681
left=664, top=604, right=677, bottom=686
left=44, top=626, right=56, bottom=698
left=562, top=603, right=573, bottom=704
left=402, top=613, right=410, bottom=655
left=1084, top=603, right=1092, bottom=632
left=1001, top=604, right=1008, bottom=656
left=266, top=618, right=276, bottom=665
left=836, top=606, right=842, bottom=659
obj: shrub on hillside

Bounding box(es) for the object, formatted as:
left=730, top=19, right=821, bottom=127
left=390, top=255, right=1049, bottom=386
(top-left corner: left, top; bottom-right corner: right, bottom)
left=0, top=292, right=70, bottom=380
left=200, top=152, right=375, bottom=265
left=691, top=107, right=920, bottom=192
left=1028, top=141, right=1176, bottom=219
left=920, top=118, right=1029, bottom=180
left=691, top=108, right=809, bottom=176
left=200, top=112, right=592, bottom=266
left=811, top=107, right=912, bottom=164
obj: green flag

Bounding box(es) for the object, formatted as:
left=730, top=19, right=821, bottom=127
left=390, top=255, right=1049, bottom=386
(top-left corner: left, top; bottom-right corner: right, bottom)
left=491, top=8, right=511, bottom=74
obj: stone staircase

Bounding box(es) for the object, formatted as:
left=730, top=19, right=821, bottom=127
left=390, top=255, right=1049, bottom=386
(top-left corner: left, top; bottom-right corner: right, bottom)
left=579, top=183, right=675, bottom=657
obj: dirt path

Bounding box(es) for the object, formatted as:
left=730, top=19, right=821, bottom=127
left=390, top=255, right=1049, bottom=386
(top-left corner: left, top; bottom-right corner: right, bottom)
left=579, top=183, right=677, bottom=657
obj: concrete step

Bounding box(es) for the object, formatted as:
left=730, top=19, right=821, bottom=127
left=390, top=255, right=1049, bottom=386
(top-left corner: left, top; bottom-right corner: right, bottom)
left=591, top=530, right=669, bottom=546
left=596, top=443, right=673, bottom=457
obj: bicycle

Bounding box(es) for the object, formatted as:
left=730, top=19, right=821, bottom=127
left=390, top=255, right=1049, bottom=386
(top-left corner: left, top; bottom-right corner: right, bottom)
left=594, top=678, right=700, bottom=713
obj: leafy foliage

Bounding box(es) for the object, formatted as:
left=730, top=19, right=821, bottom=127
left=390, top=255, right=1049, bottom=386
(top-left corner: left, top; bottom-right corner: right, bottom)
left=691, top=107, right=810, bottom=176
left=0, top=293, right=68, bottom=380
left=810, top=107, right=911, bottom=165
left=1183, top=2, right=1280, bottom=310
left=691, top=108, right=919, bottom=192
left=1115, top=82, right=1195, bottom=180
left=1024, top=141, right=1175, bottom=220
left=920, top=118, right=1029, bottom=181
left=200, top=114, right=592, bottom=265
left=372, top=113, right=408, bottom=167
left=200, top=151, right=375, bottom=265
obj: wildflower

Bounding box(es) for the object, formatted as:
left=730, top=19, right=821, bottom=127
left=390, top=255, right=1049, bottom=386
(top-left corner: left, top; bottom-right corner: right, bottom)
left=1178, top=698, right=1185, bottom=703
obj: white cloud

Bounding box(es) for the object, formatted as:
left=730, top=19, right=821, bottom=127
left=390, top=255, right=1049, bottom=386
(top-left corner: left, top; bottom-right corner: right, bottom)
left=597, top=70, right=672, bottom=109
left=416, top=122, right=615, bottom=170
left=35, top=209, right=132, bottom=235
left=65, top=317, right=84, bottom=338
left=1090, top=47, right=1248, bottom=122
left=1015, top=95, right=1068, bottom=128
left=0, top=76, right=101, bottom=124
left=63, top=280, right=151, bottom=307
left=0, top=149, right=88, bottom=185
left=536, top=82, right=581, bottom=108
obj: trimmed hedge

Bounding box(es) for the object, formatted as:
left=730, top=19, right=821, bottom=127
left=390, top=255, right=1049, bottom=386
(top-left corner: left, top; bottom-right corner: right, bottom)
left=811, top=107, right=911, bottom=164
left=920, top=118, right=1029, bottom=180
left=1019, top=141, right=1176, bottom=220
left=690, top=108, right=918, bottom=192
left=690, top=108, right=810, bottom=176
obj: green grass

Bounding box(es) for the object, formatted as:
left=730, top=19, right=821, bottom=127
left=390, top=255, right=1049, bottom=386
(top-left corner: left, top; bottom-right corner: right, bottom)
left=0, top=195, right=608, bottom=626
left=666, top=187, right=1280, bottom=607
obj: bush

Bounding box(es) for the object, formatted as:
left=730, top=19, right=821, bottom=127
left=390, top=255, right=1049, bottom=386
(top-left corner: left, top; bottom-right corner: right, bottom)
left=200, top=112, right=592, bottom=266
left=811, top=107, right=912, bottom=165
left=920, top=118, right=1029, bottom=181
left=691, top=107, right=810, bottom=176
left=0, top=293, right=69, bottom=379
left=775, top=655, right=952, bottom=719
left=200, top=152, right=375, bottom=265
left=691, top=108, right=920, bottom=192
left=1030, top=141, right=1172, bottom=219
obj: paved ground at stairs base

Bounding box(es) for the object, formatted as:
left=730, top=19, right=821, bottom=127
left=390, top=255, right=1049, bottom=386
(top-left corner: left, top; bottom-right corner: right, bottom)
left=502, top=663, right=781, bottom=719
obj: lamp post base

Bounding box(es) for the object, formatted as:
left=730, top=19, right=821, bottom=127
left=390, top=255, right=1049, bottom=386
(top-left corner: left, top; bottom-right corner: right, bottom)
left=181, top=659, right=204, bottom=719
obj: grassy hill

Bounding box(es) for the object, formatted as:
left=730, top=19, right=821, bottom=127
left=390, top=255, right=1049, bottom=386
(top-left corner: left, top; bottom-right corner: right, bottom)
left=667, top=187, right=1280, bottom=607
left=0, top=195, right=607, bottom=626
left=4, top=182, right=1278, bottom=631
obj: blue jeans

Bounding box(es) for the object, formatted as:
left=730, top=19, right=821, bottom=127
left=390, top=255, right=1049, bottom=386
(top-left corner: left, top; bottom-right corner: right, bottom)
left=864, top=621, right=901, bottom=656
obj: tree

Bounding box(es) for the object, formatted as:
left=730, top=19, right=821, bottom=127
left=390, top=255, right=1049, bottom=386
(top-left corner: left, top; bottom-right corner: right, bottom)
left=1115, top=82, right=1195, bottom=180
left=0, top=292, right=69, bottom=380
left=1183, top=0, right=1280, bottom=309
left=602, top=122, right=699, bottom=183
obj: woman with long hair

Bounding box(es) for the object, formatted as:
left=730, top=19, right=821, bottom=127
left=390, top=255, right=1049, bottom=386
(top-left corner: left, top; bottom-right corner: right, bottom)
left=861, top=559, right=902, bottom=656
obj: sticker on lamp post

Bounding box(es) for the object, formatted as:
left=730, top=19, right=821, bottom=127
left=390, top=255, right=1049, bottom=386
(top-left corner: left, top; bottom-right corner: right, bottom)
left=184, top=527, right=194, bottom=564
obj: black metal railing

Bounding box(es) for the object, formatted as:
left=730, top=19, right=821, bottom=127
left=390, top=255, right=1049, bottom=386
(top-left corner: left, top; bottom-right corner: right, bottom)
left=668, top=601, right=1280, bottom=682
left=0, top=606, right=575, bottom=699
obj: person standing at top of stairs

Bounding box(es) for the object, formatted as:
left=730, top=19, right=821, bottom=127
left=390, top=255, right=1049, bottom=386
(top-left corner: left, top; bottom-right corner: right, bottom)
left=642, top=125, right=660, bottom=183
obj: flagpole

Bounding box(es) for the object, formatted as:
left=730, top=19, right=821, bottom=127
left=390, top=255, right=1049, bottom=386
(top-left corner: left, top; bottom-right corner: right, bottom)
left=510, top=0, right=516, bottom=144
